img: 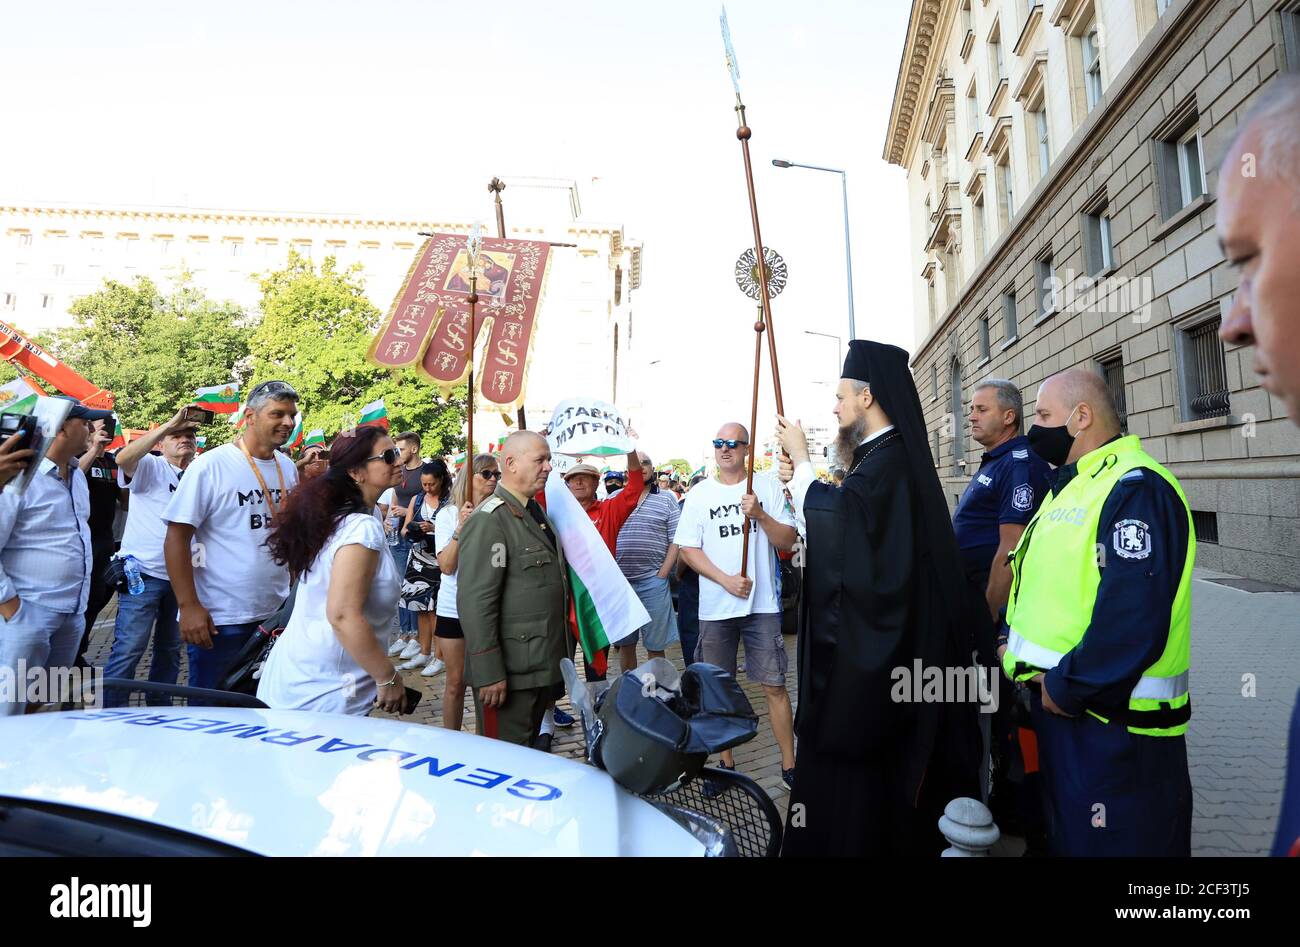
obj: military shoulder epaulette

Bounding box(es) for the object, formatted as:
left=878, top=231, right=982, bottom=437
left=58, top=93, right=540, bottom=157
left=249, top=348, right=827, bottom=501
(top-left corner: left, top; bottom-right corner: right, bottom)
left=1012, top=449, right=1029, bottom=459
left=479, top=496, right=506, bottom=513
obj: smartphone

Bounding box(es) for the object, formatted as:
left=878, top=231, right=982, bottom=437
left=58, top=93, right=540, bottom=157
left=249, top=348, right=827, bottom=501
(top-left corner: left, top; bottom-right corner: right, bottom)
left=182, top=406, right=215, bottom=425
left=402, top=686, right=423, bottom=715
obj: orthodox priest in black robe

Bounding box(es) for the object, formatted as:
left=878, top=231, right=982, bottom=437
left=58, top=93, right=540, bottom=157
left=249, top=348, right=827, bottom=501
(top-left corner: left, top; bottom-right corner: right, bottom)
left=775, top=340, right=983, bottom=857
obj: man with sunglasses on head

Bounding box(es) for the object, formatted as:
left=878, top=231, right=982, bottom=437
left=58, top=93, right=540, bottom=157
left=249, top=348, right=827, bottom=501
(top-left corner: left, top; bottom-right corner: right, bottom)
left=674, top=423, right=798, bottom=787
left=163, top=381, right=300, bottom=689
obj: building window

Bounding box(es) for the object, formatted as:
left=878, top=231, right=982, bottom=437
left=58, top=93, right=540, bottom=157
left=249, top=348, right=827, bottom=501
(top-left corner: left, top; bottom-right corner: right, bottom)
left=17, top=233, right=32, bottom=248
left=1082, top=22, right=1103, bottom=112
left=989, top=23, right=1006, bottom=91
left=1098, top=353, right=1128, bottom=432
left=1284, top=3, right=1300, bottom=70
left=52, top=264, right=65, bottom=278
left=933, top=428, right=942, bottom=466
left=1033, top=106, right=1050, bottom=177
left=1083, top=196, right=1114, bottom=274
left=1002, top=289, right=1019, bottom=341
left=967, top=84, right=981, bottom=139
left=974, top=193, right=989, bottom=257
left=41, top=294, right=53, bottom=310
left=931, top=361, right=939, bottom=401
left=1176, top=314, right=1231, bottom=421
left=996, top=157, right=1015, bottom=229
left=1191, top=510, right=1219, bottom=544
left=978, top=315, right=991, bottom=362
left=1035, top=253, right=1056, bottom=321
left=927, top=278, right=938, bottom=326
left=961, top=0, right=973, bottom=36
left=949, top=357, right=963, bottom=471
left=1, top=294, right=14, bottom=311
left=229, top=241, right=243, bottom=257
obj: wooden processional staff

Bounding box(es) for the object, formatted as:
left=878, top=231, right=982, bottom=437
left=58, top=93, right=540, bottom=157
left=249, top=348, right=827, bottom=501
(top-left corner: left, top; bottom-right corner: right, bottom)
left=722, top=7, right=788, bottom=579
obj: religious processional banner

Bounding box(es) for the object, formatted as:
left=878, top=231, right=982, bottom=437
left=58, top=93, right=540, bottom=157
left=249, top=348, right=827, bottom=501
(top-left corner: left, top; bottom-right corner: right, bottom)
left=368, top=233, right=552, bottom=411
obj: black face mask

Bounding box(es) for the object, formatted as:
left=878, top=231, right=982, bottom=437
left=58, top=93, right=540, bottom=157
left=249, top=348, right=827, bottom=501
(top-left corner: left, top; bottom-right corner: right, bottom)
left=1026, top=405, right=1079, bottom=468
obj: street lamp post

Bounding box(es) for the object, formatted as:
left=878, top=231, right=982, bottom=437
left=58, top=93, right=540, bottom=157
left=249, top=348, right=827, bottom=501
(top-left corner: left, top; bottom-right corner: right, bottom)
left=773, top=158, right=856, bottom=341
left=804, top=329, right=843, bottom=380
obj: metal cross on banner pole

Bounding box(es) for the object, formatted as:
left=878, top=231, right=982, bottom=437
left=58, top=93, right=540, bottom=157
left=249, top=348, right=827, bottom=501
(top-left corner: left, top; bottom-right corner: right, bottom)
left=489, top=176, right=529, bottom=432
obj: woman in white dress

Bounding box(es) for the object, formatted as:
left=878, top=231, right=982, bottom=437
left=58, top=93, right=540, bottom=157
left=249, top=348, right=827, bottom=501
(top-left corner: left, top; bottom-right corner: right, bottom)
left=433, top=452, right=499, bottom=730
left=258, top=425, right=406, bottom=716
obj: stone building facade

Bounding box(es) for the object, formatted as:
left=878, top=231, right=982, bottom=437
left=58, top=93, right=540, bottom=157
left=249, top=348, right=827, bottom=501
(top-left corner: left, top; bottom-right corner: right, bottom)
left=884, top=0, right=1300, bottom=586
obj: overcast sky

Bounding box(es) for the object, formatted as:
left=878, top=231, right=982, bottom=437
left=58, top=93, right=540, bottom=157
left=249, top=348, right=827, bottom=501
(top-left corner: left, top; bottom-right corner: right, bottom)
left=0, top=0, right=914, bottom=465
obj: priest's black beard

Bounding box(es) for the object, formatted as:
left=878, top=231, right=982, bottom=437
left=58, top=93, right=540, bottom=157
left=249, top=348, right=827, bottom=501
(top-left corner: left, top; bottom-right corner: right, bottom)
left=833, top=414, right=868, bottom=470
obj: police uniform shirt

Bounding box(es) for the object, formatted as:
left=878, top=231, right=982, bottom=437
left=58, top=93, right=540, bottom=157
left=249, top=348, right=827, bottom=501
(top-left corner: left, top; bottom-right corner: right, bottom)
left=84, top=452, right=122, bottom=551
left=952, top=434, right=1052, bottom=565
left=1037, top=461, right=1190, bottom=717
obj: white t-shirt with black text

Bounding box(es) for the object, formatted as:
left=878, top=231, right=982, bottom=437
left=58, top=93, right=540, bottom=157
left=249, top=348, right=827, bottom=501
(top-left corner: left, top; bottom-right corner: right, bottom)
left=163, top=442, right=298, bottom=626
left=117, top=453, right=186, bottom=581
left=673, top=473, right=795, bottom=621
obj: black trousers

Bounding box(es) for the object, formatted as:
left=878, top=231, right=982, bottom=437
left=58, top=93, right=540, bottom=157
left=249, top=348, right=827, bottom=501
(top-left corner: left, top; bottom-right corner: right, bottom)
left=75, top=543, right=117, bottom=669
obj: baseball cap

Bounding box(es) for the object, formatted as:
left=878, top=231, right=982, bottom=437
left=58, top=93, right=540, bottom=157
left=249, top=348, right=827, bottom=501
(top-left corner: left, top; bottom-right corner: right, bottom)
left=562, top=463, right=601, bottom=481
left=52, top=394, right=114, bottom=424
left=603, top=470, right=624, bottom=481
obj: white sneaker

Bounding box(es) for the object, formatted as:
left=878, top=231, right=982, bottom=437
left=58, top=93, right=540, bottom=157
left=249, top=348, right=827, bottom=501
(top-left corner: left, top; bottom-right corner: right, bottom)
left=388, top=638, right=409, bottom=656
left=399, top=639, right=423, bottom=660
left=399, top=653, right=430, bottom=670
left=420, top=658, right=446, bottom=677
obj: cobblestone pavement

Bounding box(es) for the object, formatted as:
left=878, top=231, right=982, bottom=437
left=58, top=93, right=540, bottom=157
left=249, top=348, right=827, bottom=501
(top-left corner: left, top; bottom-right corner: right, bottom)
left=85, top=566, right=1299, bottom=855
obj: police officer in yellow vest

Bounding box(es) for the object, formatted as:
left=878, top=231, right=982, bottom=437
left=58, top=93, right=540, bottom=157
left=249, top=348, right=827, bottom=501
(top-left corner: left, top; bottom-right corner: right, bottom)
left=997, top=369, right=1194, bottom=856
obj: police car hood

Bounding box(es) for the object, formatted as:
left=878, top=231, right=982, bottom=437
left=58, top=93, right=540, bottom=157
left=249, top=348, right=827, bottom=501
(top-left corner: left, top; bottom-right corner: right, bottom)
left=0, top=707, right=705, bottom=856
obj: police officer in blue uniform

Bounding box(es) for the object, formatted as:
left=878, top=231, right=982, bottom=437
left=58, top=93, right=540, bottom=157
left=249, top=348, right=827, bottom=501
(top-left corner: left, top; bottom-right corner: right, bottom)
left=952, top=379, right=1051, bottom=849
left=1000, top=369, right=1194, bottom=856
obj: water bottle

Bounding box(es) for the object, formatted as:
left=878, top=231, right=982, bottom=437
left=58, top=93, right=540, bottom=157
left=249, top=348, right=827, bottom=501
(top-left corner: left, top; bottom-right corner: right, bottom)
left=123, top=555, right=144, bottom=596
left=386, top=513, right=401, bottom=546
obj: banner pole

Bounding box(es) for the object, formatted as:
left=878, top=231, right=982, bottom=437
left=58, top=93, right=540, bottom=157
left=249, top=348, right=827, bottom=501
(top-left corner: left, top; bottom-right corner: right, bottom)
left=490, top=175, right=529, bottom=433
left=741, top=304, right=764, bottom=579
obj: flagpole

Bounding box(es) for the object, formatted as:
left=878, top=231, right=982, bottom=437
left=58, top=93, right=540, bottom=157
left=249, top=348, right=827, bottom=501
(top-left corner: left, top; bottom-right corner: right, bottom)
left=741, top=303, right=764, bottom=579
left=489, top=176, right=529, bottom=433
left=467, top=274, right=477, bottom=457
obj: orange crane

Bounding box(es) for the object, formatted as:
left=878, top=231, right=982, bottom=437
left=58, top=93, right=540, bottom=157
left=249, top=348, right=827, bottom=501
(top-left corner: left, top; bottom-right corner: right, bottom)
left=0, top=318, right=114, bottom=409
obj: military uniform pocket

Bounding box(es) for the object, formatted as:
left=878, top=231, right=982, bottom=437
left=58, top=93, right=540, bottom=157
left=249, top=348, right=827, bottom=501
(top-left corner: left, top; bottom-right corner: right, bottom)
left=500, top=613, right=552, bottom=674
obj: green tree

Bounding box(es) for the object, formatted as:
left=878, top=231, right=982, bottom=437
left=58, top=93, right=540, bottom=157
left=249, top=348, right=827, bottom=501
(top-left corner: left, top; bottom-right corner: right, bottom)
left=42, top=273, right=253, bottom=446
left=250, top=251, right=466, bottom=454
left=663, top=458, right=694, bottom=477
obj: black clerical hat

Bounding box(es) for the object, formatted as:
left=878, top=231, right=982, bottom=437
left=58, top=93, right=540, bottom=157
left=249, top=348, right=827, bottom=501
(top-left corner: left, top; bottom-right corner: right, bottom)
left=841, top=339, right=911, bottom=384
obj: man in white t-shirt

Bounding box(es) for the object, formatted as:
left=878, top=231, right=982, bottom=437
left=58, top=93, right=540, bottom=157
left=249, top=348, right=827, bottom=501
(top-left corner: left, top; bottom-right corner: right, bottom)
left=164, top=381, right=300, bottom=690
left=674, top=422, right=798, bottom=787
left=101, top=407, right=200, bottom=705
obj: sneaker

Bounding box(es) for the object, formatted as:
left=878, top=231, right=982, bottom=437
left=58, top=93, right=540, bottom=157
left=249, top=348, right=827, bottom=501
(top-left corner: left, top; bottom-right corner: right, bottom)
left=552, top=707, right=576, bottom=728
left=388, top=638, right=408, bottom=656
left=782, top=767, right=796, bottom=790
left=420, top=658, right=446, bottom=677
left=701, top=762, right=736, bottom=799
left=399, top=639, right=423, bottom=660
left=399, top=653, right=430, bottom=670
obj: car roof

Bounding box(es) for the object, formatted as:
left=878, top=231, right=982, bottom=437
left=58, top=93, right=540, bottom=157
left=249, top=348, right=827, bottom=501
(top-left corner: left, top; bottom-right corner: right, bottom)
left=0, top=707, right=703, bottom=857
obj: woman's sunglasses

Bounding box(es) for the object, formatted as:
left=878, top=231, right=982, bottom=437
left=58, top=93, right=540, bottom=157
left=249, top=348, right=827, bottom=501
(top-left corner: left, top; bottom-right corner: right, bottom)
left=712, top=438, right=748, bottom=449
left=478, top=469, right=502, bottom=481
left=367, top=448, right=401, bottom=465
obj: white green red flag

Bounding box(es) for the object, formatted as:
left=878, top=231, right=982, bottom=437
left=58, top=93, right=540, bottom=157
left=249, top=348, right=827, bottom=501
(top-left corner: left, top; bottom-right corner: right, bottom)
left=287, top=413, right=304, bottom=450
left=106, top=419, right=126, bottom=451
left=194, top=383, right=241, bottom=414
left=196, top=435, right=207, bottom=454
left=543, top=467, right=647, bottom=676
left=358, top=399, right=388, bottom=430
left=0, top=378, right=41, bottom=415
left=303, top=429, right=326, bottom=449
left=691, top=465, right=705, bottom=479
left=487, top=434, right=508, bottom=454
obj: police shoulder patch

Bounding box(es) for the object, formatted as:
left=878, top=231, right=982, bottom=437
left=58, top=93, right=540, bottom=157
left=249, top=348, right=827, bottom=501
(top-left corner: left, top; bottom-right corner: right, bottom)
left=1012, top=449, right=1029, bottom=460
left=1112, top=518, right=1152, bottom=559
left=1011, top=483, right=1034, bottom=512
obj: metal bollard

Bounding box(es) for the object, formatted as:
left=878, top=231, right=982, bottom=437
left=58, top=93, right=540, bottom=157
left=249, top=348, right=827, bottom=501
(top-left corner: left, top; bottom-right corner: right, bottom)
left=938, top=797, right=1000, bottom=856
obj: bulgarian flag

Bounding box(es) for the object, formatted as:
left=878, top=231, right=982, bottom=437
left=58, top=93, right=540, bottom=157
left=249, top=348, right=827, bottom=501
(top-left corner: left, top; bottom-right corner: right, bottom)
left=194, top=383, right=241, bottom=414
left=303, top=429, right=326, bottom=450
left=287, top=413, right=304, bottom=450
left=451, top=451, right=467, bottom=469
left=229, top=403, right=246, bottom=428
left=358, top=399, right=389, bottom=430
left=691, top=465, right=705, bottom=479
left=195, top=435, right=207, bottom=454
left=487, top=434, right=508, bottom=454
left=0, top=378, right=41, bottom=415
left=106, top=419, right=126, bottom=451
left=544, top=467, right=648, bottom=676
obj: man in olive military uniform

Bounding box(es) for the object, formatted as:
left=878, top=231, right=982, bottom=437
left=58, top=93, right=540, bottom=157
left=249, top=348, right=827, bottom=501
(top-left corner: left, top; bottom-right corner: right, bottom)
left=457, top=431, right=569, bottom=745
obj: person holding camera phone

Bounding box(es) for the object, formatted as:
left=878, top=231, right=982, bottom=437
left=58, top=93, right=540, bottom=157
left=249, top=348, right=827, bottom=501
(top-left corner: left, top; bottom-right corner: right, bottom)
left=0, top=428, right=37, bottom=490
left=0, top=396, right=110, bottom=715
left=258, top=426, right=409, bottom=715
left=72, top=415, right=125, bottom=670
left=99, top=406, right=201, bottom=705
